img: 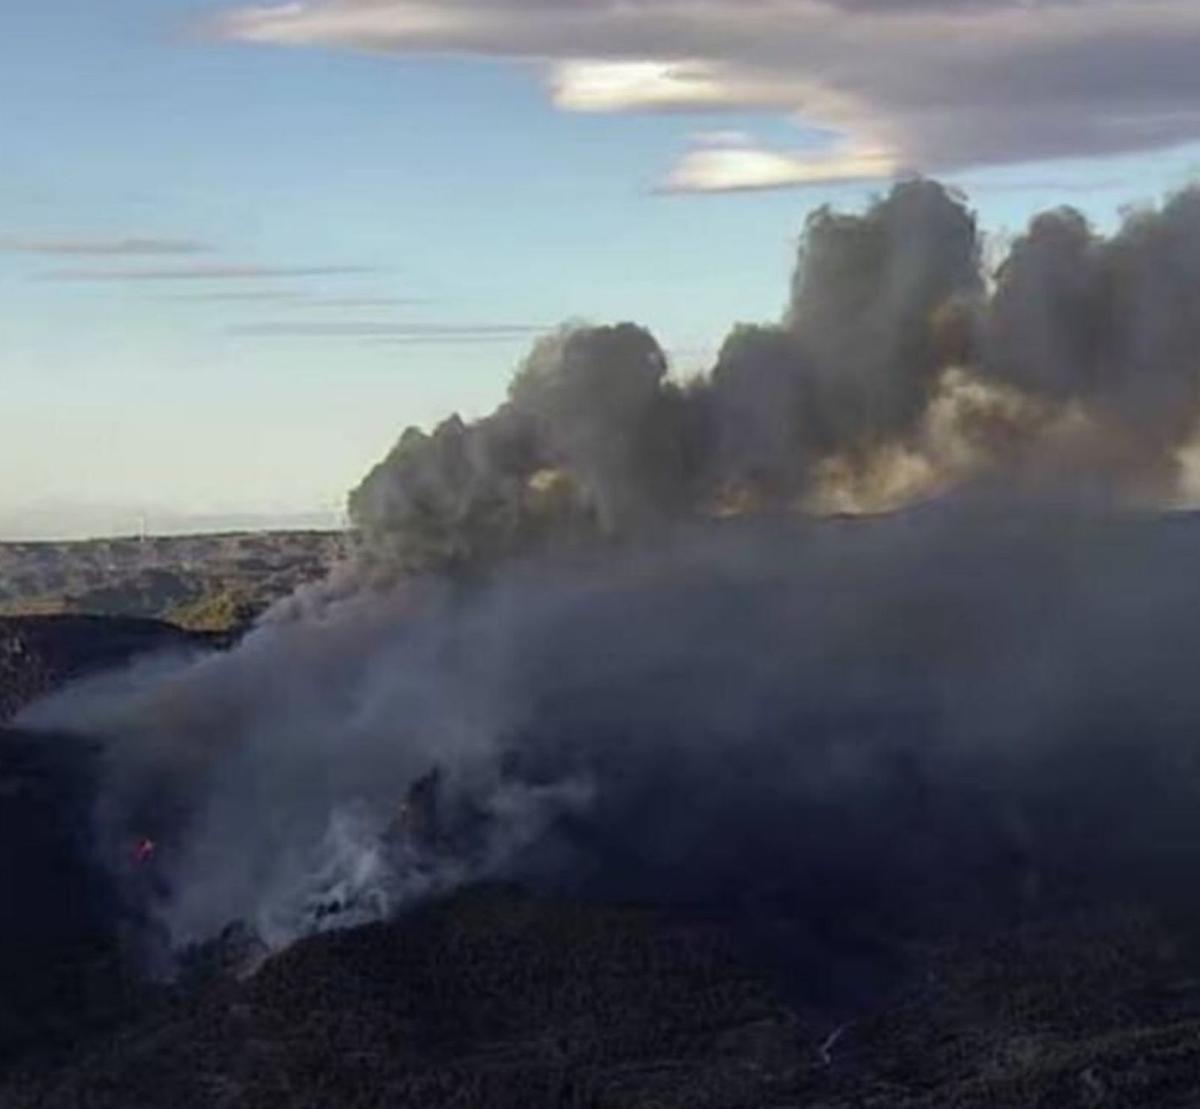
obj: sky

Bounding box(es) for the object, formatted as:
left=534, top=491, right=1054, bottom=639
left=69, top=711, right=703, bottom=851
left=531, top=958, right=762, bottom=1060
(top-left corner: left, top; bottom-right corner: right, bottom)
left=5, top=0, right=1200, bottom=539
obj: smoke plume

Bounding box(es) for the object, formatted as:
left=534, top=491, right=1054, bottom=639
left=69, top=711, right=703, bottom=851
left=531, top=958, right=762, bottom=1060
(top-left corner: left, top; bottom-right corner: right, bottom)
left=350, top=179, right=1200, bottom=575
left=18, top=179, right=1200, bottom=996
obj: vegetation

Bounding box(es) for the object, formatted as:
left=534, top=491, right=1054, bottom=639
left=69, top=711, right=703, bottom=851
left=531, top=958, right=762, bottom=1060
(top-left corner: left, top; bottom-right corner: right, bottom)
left=0, top=530, right=347, bottom=633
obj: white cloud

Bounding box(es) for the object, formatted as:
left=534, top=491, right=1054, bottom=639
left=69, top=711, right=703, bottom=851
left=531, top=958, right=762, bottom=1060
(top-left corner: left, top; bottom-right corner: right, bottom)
left=548, top=59, right=799, bottom=113
left=662, top=138, right=898, bottom=192
left=209, top=0, right=1200, bottom=184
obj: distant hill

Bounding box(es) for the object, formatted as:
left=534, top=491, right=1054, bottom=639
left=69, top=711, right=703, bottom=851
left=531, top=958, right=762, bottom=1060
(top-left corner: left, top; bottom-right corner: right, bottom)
left=0, top=530, right=349, bottom=632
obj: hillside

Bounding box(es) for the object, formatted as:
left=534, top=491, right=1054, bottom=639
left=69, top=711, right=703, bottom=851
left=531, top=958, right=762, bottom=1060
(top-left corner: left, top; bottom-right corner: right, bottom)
left=7, top=519, right=1200, bottom=1105
left=0, top=530, right=348, bottom=632
left=6, top=878, right=1200, bottom=1108
left=0, top=614, right=217, bottom=722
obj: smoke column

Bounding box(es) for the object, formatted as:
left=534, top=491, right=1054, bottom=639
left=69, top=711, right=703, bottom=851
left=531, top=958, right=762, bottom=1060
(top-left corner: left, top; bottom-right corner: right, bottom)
left=19, top=180, right=1200, bottom=989
left=348, top=178, right=1200, bottom=578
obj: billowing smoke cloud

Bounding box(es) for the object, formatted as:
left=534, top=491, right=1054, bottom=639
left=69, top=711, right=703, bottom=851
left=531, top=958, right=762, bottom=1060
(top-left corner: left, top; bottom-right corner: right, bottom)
left=349, top=321, right=707, bottom=572
left=981, top=191, right=1200, bottom=492
left=709, top=178, right=981, bottom=505
left=350, top=179, right=1200, bottom=570
left=17, top=179, right=1200, bottom=998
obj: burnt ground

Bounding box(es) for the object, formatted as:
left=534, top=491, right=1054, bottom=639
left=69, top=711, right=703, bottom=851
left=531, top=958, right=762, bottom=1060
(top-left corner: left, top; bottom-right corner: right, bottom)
left=4, top=613, right=1200, bottom=1105
left=6, top=885, right=1200, bottom=1108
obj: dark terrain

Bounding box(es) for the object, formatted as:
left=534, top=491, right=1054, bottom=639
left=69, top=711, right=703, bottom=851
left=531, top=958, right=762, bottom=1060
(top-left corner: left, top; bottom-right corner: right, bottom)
left=4, top=609, right=1200, bottom=1106
left=0, top=614, right=217, bottom=722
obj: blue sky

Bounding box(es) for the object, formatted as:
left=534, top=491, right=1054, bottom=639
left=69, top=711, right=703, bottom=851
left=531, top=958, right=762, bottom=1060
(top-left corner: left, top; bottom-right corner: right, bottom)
left=6, top=0, right=1200, bottom=538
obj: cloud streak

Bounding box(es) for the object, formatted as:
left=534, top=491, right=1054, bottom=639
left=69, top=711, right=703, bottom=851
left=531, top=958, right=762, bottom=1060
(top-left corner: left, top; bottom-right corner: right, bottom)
left=211, top=0, right=1200, bottom=187
left=309, top=296, right=427, bottom=308
left=0, top=235, right=211, bottom=256
left=229, top=321, right=548, bottom=340
left=165, top=292, right=424, bottom=306
left=361, top=333, right=548, bottom=346
left=40, top=264, right=375, bottom=282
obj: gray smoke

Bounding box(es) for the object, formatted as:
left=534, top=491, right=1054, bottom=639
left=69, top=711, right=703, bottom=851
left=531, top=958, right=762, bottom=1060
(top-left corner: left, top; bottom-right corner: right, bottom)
left=22, top=507, right=1200, bottom=963
left=349, top=179, right=1200, bottom=572
left=981, top=190, right=1200, bottom=493
left=348, top=321, right=706, bottom=575
left=17, top=178, right=1200, bottom=985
